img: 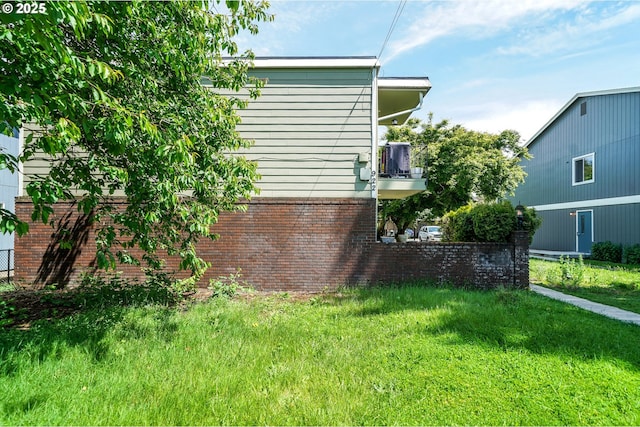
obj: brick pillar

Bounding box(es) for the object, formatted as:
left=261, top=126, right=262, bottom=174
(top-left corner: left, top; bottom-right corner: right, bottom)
left=511, top=230, right=530, bottom=289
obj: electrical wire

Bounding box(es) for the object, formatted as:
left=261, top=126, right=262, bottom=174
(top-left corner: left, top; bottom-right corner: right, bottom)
left=377, top=0, right=408, bottom=61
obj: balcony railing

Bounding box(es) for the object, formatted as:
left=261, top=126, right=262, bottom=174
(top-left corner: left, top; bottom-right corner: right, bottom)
left=377, top=142, right=426, bottom=199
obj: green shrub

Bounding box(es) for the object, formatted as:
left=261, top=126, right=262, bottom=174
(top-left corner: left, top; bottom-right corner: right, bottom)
left=0, top=297, right=17, bottom=327
left=77, top=271, right=182, bottom=308
left=560, top=255, right=586, bottom=287
left=443, top=201, right=540, bottom=243
left=208, top=269, right=252, bottom=299
left=442, top=204, right=475, bottom=242
left=622, top=244, right=640, bottom=265
left=545, top=255, right=587, bottom=287
left=471, top=201, right=516, bottom=243
left=591, top=241, right=622, bottom=263
left=521, top=206, right=542, bottom=244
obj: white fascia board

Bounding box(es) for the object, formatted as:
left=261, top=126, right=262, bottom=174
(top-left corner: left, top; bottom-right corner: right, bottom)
left=250, top=57, right=380, bottom=69
left=531, top=194, right=640, bottom=211
left=525, top=86, right=640, bottom=148
left=378, top=77, right=431, bottom=90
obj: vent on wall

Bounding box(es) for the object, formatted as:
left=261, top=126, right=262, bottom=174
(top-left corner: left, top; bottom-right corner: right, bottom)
left=580, top=101, right=587, bottom=116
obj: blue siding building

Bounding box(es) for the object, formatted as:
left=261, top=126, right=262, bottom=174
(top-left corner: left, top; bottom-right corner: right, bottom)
left=512, top=87, right=640, bottom=253
left=0, top=127, right=20, bottom=271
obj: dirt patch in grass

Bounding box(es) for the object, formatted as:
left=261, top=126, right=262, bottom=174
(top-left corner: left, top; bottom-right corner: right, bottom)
left=1, top=287, right=323, bottom=330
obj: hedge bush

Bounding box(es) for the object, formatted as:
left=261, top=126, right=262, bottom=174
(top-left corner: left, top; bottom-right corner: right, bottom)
left=590, top=241, right=640, bottom=265
left=591, top=241, right=622, bottom=263
left=622, top=244, right=640, bottom=265
left=521, top=205, right=542, bottom=244
left=471, top=202, right=516, bottom=243
left=442, top=204, right=475, bottom=242
left=442, top=201, right=541, bottom=243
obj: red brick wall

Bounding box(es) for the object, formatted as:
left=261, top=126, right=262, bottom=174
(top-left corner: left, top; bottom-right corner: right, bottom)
left=15, top=200, right=98, bottom=287
left=201, top=198, right=377, bottom=292
left=14, top=197, right=529, bottom=291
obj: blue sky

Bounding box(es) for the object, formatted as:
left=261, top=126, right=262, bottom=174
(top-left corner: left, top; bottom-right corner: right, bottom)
left=233, top=0, right=640, bottom=142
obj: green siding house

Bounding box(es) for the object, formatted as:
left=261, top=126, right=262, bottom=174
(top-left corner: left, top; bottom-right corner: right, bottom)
left=16, top=56, right=434, bottom=289
left=512, top=87, right=640, bottom=254
left=224, top=57, right=431, bottom=201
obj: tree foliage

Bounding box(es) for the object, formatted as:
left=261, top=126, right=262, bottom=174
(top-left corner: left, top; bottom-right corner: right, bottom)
left=380, top=115, right=529, bottom=232
left=0, top=1, right=272, bottom=275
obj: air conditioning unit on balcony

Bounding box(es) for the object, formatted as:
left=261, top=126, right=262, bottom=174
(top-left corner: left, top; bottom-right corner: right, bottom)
left=380, top=142, right=411, bottom=177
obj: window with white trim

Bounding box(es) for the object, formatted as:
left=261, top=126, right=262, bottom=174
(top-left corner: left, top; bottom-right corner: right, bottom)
left=572, top=153, right=594, bottom=185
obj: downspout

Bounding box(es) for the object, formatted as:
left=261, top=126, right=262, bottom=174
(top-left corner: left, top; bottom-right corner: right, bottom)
left=371, top=66, right=379, bottom=239
left=371, top=67, right=378, bottom=199
left=377, top=92, right=424, bottom=123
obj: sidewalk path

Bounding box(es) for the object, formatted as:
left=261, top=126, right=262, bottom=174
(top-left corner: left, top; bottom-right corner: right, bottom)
left=530, top=284, right=640, bottom=327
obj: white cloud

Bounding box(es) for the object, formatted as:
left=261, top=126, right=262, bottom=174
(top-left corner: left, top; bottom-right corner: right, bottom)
left=383, top=0, right=589, bottom=62
left=496, top=3, right=640, bottom=57
left=448, top=98, right=565, bottom=142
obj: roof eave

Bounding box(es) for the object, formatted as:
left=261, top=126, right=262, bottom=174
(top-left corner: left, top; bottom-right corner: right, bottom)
left=249, top=56, right=380, bottom=69
left=378, top=77, right=432, bottom=126
left=525, top=86, right=640, bottom=148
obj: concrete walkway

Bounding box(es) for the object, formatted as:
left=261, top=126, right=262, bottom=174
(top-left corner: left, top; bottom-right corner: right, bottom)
left=530, top=284, right=640, bottom=326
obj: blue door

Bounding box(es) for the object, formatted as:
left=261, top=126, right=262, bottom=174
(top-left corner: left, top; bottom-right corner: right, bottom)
left=577, top=210, right=593, bottom=253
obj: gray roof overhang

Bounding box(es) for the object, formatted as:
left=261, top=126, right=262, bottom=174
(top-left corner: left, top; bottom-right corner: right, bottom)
left=378, top=77, right=432, bottom=126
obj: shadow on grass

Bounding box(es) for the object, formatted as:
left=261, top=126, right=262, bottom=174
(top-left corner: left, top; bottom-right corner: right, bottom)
left=0, top=279, right=183, bottom=376
left=0, top=307, right=125, bottom=376
left=343, top=284, right=640, bottom=370
left=3, top=282, right=640, bottom=381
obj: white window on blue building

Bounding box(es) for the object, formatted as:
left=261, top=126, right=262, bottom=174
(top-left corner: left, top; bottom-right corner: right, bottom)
left=572, top=152, right=595, bottom=186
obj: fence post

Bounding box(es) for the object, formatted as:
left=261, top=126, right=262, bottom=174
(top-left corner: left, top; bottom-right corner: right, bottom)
left=510, top=231, right=529, bottom=289
left=0, top=249, right=12, bottom=283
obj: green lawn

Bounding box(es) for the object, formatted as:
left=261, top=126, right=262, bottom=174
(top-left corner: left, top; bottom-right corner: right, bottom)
left=1, top=284, right=639, bottom=425
left=530, top=258, right=640, bottom=314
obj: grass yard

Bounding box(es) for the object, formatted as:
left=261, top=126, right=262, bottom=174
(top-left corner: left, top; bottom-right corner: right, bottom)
left=1, top=284, right=640, bottom=425
left=530, top=258, right=640, bottom=314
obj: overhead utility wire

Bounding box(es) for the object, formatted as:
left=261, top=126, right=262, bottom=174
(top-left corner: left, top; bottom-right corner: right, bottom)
left=377, top=0, right=408, bottom=61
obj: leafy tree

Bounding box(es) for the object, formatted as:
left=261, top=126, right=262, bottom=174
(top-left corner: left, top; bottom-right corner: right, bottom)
left=0, top=1, right=272, bottom=277
left=380, top=115, right=529, bottom=233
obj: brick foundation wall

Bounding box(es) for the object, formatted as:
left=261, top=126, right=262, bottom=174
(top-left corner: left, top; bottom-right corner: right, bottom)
left=14, top=197, right=529, bottom=291
left=201, top=198, right=377, bottom=292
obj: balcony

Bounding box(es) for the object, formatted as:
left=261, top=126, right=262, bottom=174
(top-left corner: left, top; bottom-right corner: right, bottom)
left=375, top=78, right=430, bottom=200
left=377, top=142, right=426, bottom=199
left=378, top=176, right=426, bottom=199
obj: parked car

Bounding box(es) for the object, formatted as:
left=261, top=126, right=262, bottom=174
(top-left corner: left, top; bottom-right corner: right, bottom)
left=418, top=225, right=442, bottom=242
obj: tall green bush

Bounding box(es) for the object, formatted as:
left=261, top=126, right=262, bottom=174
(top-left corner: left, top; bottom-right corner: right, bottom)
left=521, top=206, right=542, bottom=244
left=442, top=204, right=475, bottom=242
left=443, top=201, right=541, bottom=243
left=471, top=201, right=516, bottom=243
